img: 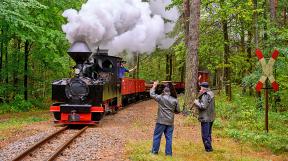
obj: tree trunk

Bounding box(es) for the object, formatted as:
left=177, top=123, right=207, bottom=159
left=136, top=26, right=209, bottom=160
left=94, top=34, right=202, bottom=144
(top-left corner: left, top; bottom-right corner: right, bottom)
left=169, top=53, right=172, bottom=81
left=253, top=0, right=259, bottom=48
left=13, top=38, right=21, bottom=96
left=181, top=65, right=185, bottom=83
left=240, top=20, right=245, bottom=53
left=184, top=0, right=200, bottom=114
left=217, top=68, right=223, bottom=94
left=137, top=53, right=139, bottom=79
left=240, top=20, right=246, bottom=94
left=182, top=0, right=190, bottom=102
left=222, top=19, right=231, bottom=101
left=132, top=53, right=137, bottom=78
left=247, top=30, right=253, bottom=95
left=157, top=57, right=161, bottom=80
left=263, top=0, right=268, bottom=46
left=220, top=0, right=232, bottom=100
left=183, top=0, right=190, bottom=46
left=213, top=69, right=217, bottom=87
left=24, top=40, right=29, bottom=100
left=284, top=7, right=287, bottom=25
left=0, top=30, right=3, bottom=82
left=269, top=0, right=276, bottom=21
left=247, top=30, right=252, bottom=70
left=165, top=52, right=172, bottom=81
left=5, top=41, right=8, bottom=84
left=166, top=53, right=169, bottom=80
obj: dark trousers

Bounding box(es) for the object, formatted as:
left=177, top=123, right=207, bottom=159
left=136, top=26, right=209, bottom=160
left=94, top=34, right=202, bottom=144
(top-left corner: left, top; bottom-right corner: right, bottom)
left=201, top=122, right=213, bottom=151
left=151, top=123, right=174, bottom=155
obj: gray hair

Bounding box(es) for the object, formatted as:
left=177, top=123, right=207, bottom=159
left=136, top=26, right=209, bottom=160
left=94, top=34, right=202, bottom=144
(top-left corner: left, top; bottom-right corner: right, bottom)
left=163, top=87, right=171, bottom=95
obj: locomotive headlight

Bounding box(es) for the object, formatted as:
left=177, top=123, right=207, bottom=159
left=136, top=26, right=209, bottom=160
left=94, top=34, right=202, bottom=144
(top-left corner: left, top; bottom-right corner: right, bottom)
left=75, top=68, right=80, bottom=75
left=65, top=78, right=89, bottom=102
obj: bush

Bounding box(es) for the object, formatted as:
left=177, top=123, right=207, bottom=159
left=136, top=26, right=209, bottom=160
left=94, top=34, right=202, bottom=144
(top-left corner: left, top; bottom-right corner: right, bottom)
left=0, top=104, right=12, bottom=114
left=10, top=95, right=33, bottom=112
left=215, top=86, right=288, bottom=153
left=29, top=97, right=49, bottom=109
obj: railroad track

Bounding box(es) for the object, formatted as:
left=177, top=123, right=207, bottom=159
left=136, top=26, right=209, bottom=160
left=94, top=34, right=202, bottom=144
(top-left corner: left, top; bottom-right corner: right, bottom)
left=11, top=126, right=88, bottom=161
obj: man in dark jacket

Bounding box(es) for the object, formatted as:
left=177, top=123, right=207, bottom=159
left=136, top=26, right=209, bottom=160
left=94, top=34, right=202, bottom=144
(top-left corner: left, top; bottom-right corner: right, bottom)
left=194, top=82, right=215, bottom=152
left=150, top=81, right=180, bottom=156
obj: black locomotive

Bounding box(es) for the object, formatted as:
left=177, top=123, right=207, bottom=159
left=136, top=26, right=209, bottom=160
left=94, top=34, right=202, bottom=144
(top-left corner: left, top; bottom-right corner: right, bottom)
left=50, top=41, right=139, bottom=124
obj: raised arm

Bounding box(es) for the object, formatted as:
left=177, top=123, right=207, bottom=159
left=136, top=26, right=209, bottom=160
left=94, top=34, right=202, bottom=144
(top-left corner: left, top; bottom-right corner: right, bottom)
left=150, top=81, right=160, bottom=102
left=129, top=65, right=137, bottom=72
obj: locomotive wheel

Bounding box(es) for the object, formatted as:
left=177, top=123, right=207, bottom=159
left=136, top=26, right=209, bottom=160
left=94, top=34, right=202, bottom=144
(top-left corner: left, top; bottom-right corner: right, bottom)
left=53, top=112, right=61, bottom=120
left=92, top=112, right=104, bottom=121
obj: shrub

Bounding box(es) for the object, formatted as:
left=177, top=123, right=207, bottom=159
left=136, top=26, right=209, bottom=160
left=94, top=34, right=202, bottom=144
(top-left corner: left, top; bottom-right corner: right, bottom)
left=11, top=95, right=33, bottom=112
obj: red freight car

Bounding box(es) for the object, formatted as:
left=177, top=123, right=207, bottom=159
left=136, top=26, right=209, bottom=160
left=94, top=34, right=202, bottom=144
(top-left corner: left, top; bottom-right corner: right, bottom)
left=173, top=71, right=209, bottom=93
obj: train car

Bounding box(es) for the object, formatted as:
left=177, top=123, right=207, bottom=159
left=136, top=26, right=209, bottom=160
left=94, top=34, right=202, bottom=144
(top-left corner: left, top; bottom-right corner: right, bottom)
left=173, top=71, right=209, bottom=93
left=50, top=42, right=148, bottom=125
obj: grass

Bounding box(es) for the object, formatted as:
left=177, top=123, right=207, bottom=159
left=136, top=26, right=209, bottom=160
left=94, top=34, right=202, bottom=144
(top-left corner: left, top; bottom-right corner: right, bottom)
left=126, top=138, right=265, bottom=161
left=0, top=110, right=51, bottom=141
left=215, top=87, right=288, bottom=153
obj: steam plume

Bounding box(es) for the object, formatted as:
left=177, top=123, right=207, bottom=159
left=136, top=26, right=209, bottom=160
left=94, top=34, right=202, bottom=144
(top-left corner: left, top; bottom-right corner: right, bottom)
left=62, top=0, right=179, bottom=55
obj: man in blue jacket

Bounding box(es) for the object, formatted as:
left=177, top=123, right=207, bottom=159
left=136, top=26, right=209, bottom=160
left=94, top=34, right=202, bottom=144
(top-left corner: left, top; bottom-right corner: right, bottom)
left=150, top=81, right=180, bottom=156
left=118, top=61, right=136, bottom=78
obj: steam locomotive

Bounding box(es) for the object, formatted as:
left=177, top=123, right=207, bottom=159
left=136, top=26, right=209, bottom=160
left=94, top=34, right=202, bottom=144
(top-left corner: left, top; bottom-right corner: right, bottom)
left=49, top=42, right=148, bottom=124
left=49, top=42, right=209, bottom=125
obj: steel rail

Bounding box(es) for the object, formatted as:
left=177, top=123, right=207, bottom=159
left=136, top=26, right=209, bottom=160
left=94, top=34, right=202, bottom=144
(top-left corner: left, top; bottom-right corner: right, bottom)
left=12, top=126, right=68, bottom=161
left=45, top=126, right=88, bottom=161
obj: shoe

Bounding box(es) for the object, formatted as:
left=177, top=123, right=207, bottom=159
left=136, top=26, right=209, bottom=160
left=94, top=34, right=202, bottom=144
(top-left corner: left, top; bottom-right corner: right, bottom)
left=151, top=151, right=158, bottom=155
left=205, top=149, right=213, bottom=152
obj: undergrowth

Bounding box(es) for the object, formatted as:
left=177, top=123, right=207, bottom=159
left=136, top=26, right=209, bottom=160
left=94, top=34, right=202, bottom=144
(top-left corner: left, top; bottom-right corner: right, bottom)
left=215, top=87, right=288, bottom=153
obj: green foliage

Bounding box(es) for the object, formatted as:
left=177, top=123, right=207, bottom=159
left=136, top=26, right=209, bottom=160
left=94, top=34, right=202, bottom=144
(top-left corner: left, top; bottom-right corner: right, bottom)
left=0, top=0, right=47, bottom=34
left=0, top=95, right=34, bottom=113
left=173, top=41, right=186, bottom=68
left=215, top=87, right=288, bottom=153
left=0, top=0, right=83, bottom=112
left=0, top=104, right=11, bottom=114
left=11, top=95, right=33, bottom=112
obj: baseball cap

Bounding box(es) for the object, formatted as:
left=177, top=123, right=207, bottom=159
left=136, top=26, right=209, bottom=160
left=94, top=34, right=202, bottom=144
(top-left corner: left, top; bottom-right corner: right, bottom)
left=199, top=82, right=209, bottom=88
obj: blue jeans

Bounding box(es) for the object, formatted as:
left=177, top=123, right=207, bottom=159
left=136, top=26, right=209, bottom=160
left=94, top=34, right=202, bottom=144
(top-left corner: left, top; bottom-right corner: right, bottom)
left=151, top=123, right=174, bottom=155
left=201, top=122, right=213, bottom=151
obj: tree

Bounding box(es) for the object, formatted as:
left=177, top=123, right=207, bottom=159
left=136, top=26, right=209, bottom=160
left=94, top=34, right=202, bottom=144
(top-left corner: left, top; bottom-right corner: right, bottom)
left=184, top=0, right=200, bottom=114
left=269, top=0, right=276, bottom=20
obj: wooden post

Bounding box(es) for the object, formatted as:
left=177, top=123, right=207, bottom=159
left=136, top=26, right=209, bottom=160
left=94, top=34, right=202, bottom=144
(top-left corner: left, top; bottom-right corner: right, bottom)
left=265, top=80, right=269, bottom=133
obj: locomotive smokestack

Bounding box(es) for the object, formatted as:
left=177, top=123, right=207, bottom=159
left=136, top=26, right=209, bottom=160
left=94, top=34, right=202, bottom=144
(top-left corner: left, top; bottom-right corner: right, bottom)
left=96, top=48, right=108, bottom=55
left=68, top=41, right=92, bottom=64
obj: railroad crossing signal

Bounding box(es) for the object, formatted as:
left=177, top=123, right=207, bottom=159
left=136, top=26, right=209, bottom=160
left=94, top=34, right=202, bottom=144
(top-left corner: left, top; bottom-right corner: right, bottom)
left=255, top=49, right=279, bottom=92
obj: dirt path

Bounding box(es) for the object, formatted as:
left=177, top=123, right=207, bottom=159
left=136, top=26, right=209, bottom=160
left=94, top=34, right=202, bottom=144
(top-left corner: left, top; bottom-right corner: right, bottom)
left=0, top=100, right=287, bottom=161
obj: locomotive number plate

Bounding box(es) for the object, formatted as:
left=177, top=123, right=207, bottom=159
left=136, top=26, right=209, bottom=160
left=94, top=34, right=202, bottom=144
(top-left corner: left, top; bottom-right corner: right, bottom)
left=68, top=114, right=80, bottom=121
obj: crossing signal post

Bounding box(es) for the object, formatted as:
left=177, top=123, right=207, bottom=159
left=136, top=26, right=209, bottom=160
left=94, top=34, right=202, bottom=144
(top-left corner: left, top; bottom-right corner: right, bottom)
left=255, top=49, right=279, bottom=133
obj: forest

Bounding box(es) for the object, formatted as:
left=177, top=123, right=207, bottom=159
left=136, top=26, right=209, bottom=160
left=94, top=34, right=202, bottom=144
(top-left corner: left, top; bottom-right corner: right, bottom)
left=0, top=0, right=287, bottom=156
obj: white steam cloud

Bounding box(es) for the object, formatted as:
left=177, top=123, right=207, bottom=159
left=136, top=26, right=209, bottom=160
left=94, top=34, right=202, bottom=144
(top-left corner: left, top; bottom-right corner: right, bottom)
left=62, top=0, right=179, bottom=55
